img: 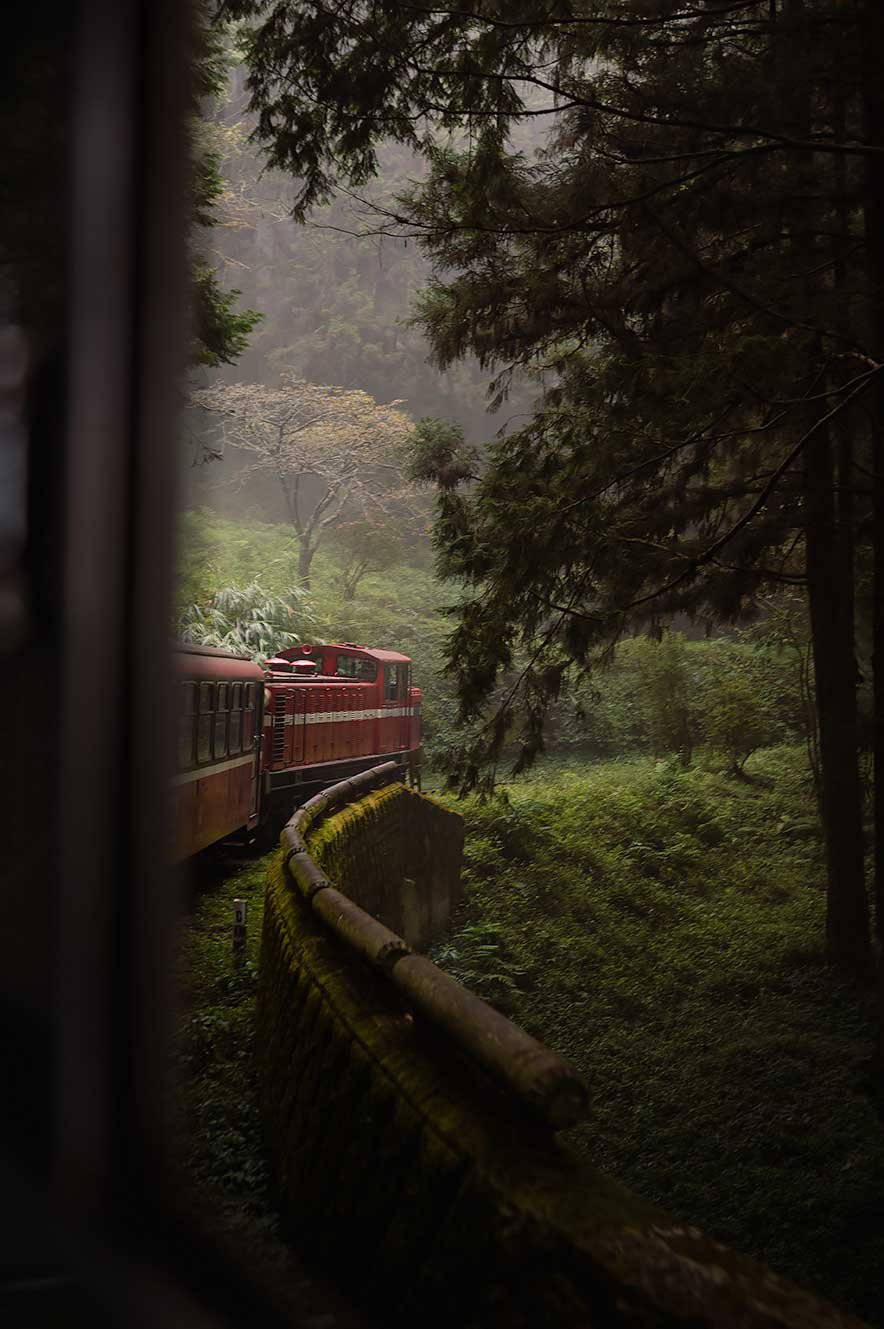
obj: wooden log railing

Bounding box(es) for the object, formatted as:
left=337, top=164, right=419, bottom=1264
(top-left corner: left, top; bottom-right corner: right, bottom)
left=280, top=762, right=590, bottom=1131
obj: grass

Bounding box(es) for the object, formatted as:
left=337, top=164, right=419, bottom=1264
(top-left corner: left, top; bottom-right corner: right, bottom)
left=432, top=746, right=884, bottom=1325
left=172, top=852, right=375, bottom=1326
left=172, top=854, right=274, bottom=1247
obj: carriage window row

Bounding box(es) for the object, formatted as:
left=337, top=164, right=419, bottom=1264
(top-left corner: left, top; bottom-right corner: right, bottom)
left=178, top=681, right=258, bottom=770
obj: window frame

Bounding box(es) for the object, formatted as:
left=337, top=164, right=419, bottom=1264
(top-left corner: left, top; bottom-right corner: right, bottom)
left=177, top=681, right=197, bottom=770
left=335, top=652, right=377, bottom=682
left=197, top=682, right=214, bottom=764
left=212, top=681, right=229, bottom=759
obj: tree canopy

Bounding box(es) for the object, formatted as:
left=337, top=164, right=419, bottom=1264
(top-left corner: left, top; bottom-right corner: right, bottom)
left=220, top=0, right=884, bottom=972
left=192, top=374, right=417, bottom=584
left=190, top=13, right=261, bottom=367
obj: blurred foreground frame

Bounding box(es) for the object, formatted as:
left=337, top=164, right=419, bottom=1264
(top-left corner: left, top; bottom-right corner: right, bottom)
left=0, top=3, right=354, bottom=1325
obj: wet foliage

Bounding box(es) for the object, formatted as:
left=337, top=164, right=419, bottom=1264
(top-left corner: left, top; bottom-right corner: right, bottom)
left=435, top=749, right=884, bottom=1324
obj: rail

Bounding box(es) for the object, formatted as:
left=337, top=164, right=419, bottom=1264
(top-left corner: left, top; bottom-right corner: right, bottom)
left=281, top=761, right=589, bottom=1130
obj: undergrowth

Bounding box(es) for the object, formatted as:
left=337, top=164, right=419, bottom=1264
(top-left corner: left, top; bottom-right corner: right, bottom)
left=172, top=854, right=282, bottom=1258
left=434, top=746, right=884, bottom=1325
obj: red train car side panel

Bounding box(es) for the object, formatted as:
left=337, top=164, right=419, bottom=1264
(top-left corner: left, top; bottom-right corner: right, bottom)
left=172, top=644, right=265, bottom=859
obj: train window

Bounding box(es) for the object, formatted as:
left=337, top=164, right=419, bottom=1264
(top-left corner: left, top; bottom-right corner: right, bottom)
left=387, top=664, right=408, bottom=701
left=197, top=719, right=211, bottom=763
left=228, top=710, right=242, bottom=754
left=242, top=684, right=254, bottom=746
left=213, top=714, right=228, bottom=759
left=335, top=653, right=376, bottom=681
left=178, top=683, right=197, bottom=769
left=229, top=684, right=242, bottom=754
left=197, top=682, right=213, bottom=762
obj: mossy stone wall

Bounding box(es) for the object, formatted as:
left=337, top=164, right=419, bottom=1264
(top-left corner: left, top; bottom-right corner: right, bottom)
left=306, top=784, right=465, bottom=949
left=256, top=786, right=864, bottom=1328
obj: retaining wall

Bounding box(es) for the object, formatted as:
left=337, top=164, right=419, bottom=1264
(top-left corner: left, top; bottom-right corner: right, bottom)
left=307, top=779, right=464, bottom=949
left=256, top=766, right=864, bottom=1329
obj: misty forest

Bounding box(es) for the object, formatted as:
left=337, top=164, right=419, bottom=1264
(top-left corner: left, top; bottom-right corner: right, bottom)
left=174, top=4, right=884, bottom=1325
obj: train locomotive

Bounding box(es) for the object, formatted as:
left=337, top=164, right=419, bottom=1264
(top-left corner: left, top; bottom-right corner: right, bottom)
left=173, top=641, right=422, bottom=860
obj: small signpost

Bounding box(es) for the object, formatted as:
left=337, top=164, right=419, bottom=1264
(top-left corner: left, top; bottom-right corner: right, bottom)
left=233, top=898, right=247, bottom=956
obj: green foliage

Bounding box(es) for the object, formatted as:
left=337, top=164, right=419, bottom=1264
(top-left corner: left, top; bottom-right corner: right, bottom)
left=331, top=519, right=405, bottom=600
left=190, top=13, right=261, bottom=368
left=434, top=749, right=883, bottom=1323
left=434, top=919, right=527, bottom=1012
left=700, top=644, right=781, bottom=773
left=176, top=508, right=306, bottom=607
left=533, top=633, right=801, bottom=772
left=631, top=633, right=700, bottom=767
left=221, top=0, right=877, bottom=805
left=191, top=260, right=262, bottom=368
left=406, top=417, right=479, bottom=490
left=173, top=854, right=276, bottom=1244
left=173, top=514, right=806, bottom=775
left=177, top=578, right=315, bottom=659
left=175, top=507, right=458, bottom=744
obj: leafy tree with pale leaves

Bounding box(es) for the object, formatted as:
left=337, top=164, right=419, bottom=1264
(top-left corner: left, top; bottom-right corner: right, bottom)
left=191, top=374, right=417, bottom=587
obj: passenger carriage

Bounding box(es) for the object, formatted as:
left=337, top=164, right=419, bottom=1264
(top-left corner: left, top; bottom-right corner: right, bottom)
left=173, top=644, right=265, bottom=860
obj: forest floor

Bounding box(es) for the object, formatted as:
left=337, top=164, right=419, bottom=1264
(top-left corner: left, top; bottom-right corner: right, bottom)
left=171, top=852, right=375, bottom=1327
left=433, top=745, right=884, bottom=1326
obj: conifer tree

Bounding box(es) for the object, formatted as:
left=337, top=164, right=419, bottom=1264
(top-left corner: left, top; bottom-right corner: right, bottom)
left=221, top=0, right=884, bottom=974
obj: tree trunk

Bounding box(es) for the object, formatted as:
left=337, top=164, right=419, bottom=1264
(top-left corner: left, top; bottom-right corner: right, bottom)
left=804, top=423, right=871, bottom=975
left=298, top=540, right=313, bottom=590
left=861, top=0, right=884, bottom=952
left=783, top=0, right=870, bottom=974
left=858, top=0, right=884, bottom=1073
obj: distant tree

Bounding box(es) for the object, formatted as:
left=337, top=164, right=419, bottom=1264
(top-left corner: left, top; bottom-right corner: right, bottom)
left=191, top=374, right=415, bottom=587
left=700, top=646, right=778, bottom=777
left=744, top=593, right=820, bottom=796
left=333, top=519, right=404, bottom=600
left=631, top=634, right=700, bottom=769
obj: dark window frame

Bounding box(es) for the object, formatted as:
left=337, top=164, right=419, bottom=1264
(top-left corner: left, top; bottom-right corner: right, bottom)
left=35, top=6, right=366, bottom=1324
left=177, top=682, right=197, bottom=770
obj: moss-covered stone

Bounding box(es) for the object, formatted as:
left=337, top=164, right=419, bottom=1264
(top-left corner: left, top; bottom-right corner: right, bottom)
left=306, top=784, right=465, bottom=949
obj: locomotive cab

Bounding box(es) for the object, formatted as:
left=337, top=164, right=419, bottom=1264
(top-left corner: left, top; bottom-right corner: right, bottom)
left=261, top=642, right=422, bottom=813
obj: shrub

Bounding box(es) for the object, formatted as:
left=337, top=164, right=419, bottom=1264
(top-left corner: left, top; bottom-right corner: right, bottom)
left=177, top=580, right=315, bottom=660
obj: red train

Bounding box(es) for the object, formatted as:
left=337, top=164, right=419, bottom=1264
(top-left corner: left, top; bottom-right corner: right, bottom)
left=173, top=641, right=422, bottom=859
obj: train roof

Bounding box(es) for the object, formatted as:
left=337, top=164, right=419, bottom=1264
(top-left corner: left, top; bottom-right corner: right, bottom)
left=361, top=647, right=412, bottom=664
left=174, top=641, right=264, bottom=682
left=277, top=643, right=412, bottom=666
